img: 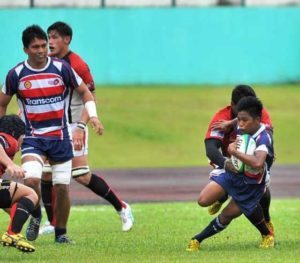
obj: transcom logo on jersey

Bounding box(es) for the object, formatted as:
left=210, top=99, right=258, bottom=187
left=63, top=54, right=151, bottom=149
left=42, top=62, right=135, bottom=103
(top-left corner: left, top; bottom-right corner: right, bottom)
left=24, top=81, right=32, bottom=89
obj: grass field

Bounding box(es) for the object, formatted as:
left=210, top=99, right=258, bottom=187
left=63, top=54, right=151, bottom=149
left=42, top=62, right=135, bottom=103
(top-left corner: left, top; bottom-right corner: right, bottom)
left=6, top=85, right=300, bottom=169
left=0, top=199, right=299, bottom=262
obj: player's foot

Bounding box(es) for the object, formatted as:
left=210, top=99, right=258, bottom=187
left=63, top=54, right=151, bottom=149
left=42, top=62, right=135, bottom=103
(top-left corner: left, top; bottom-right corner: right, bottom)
left=259, top=234, right=275, bottom=248
left=55, top=234, right=75, bottom=244
left=266, top=221, right=275, bottom=235
left=186, top=239, right=201, bottom=252
left=39, top=221, right=55, bottom=235
left=26, top=216, right=42, bottom=241
left=208, top=201, right=223, bottom=215
left=119, top=202, right=134, bottom=232
left=1, top=232, right=35, bottom=253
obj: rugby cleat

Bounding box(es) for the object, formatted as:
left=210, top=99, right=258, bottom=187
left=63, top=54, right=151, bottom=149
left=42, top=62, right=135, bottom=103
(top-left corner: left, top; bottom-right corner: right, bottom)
left=186, top=239, right=201, bottom=252
left=55, top=234, right=75, bottom=244
left=1, top=232, right=35, bottom=253
left=266, top=221, right=275, bottom=235
left=119, top=202, right=134, bottom=232
left=259, top=234, right=275, bottom=248
left=39, top=221, right=55, bottom=235
left=26, top=216, right=42, bottom=241
left=208, top=201, right=223, bottom=215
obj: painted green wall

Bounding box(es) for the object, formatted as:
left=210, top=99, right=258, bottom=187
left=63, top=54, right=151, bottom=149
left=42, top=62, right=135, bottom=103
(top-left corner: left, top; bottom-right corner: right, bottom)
left=1, top=8, right=300, bottom=85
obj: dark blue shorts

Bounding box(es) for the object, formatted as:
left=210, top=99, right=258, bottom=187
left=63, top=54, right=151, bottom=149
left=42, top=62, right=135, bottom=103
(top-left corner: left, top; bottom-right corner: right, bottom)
left=211, top=171, right=266, bottom=217
left=21, top=137, right=74, bottom=163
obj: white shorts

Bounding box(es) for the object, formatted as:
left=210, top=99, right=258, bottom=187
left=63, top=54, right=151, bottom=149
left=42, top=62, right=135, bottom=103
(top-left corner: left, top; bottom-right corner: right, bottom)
left=70, top=122, right=89, bottom=157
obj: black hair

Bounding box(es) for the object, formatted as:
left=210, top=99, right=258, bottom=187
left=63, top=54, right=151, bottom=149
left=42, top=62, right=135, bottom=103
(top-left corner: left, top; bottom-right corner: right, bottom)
left=231, top=84, right=256, bottom=105
left=47, top=21, right=73, bottom=42
left=236, top=96, right=263, bottom=119
left=22, top=24, right=48, bottom=48
left=0, top=115, right=25, bottom=140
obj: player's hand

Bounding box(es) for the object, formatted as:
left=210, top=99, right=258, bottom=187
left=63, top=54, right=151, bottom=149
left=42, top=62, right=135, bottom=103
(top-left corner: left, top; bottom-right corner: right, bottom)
left=5, top=164, right=25, bottom=179
left=227, top=140, right=238, bottom=156
left=89, top=117, right=104, bottom=135
left=224, top=158, right=238, bottom=174
left=211, top=120, right=231, bottom=133
left=73, top=127, right=84, bottom=151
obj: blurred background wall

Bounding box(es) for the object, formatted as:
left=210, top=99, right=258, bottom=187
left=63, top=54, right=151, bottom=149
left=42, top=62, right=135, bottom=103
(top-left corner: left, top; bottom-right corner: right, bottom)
left=1, top=6, right=300, bottom=85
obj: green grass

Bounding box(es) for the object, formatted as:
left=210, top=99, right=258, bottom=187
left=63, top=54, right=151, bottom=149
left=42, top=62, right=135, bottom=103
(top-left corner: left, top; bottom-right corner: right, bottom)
left=5, top=85, right=300, bottom=168
left=0, top=199, right=299, bottom=262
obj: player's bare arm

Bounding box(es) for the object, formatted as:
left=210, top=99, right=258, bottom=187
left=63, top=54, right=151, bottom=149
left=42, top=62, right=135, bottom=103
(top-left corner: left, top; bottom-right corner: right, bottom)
left=228, top=140, right=267, bottom=169
left=0, top=145, right=25, bottom=179
left=0, top=92, right=12, bottom=118
left=211, top=119, right=237, bottom=132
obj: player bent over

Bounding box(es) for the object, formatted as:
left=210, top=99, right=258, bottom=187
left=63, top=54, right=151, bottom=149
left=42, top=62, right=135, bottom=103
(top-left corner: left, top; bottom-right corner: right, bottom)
left=187, top=96, right=275, bottom=251
left=38, top=21, right=134, bottom=235
left=0, top=25, right=103, bottom=244
left=0, top=115, right=37, bottom=253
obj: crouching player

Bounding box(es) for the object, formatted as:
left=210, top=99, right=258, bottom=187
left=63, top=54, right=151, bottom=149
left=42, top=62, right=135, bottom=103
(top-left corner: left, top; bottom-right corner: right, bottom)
left=0, top=115, right=38, bottom=253
left=187, top=96, right=275, bottom=251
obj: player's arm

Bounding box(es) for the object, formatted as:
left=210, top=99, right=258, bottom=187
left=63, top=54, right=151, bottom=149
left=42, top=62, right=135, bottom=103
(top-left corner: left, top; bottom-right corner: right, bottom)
left=0, top=92, right=12, bottom=118
left=228, top=140, right=267, bottom=169
left=205, top=138, right=226, bottom=168
left=0, top=144, right=25, bottom=179
left=211, top=118, right=237, bottom=132
left=76, top=82, right=104, bottom=135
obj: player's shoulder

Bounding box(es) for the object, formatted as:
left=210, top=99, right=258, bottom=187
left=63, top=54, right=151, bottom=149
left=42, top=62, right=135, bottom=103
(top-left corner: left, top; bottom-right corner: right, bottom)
left=67, top=51, right=87, bottom=66
left=211, top=105, right=232, bottom=121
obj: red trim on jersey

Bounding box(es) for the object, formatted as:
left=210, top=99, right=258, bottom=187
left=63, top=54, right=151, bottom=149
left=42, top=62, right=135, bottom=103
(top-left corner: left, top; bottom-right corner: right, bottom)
left=19, top=85, right=65, bottom=98
left=21, top=73, right=61, bottom=82
left=27, top=109, right=64, bottom=121
left=33, top=129, right=62, bottom=137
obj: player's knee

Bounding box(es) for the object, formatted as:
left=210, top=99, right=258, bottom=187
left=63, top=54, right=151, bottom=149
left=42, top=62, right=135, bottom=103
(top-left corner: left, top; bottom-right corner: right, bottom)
left=52, top=160, right=72, bottom=185
left=74, top=173, right=91, bottom=186
left=197, top=194, right=209, bottom=207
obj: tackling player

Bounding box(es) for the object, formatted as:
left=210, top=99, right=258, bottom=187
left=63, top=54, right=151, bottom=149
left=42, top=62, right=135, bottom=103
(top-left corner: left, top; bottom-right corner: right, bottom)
left=0, top=25, right=103, bottom=244
left=38, top=21, right=134, bottom=235
left=0, top=115, right=37, bottom=252
left=187, top=96, right=275, bottom=251
left=204, top=85, right=274, bottom=232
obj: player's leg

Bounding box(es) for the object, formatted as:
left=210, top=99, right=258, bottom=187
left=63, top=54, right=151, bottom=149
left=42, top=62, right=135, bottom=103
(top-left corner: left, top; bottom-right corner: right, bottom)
left=1, top=180, right=37, bottom=252
left=187, top=198, right=241, bottom=252
left=39, top=163, right=56, bottom=235
left=72, top=154, right=134, bottom=231
left=197, top=181, right=227, bottom=207
left=259, top=186, right=274, bottom=233
left=21, top=154, right=45, bottom=241
left=51, top=160, right=73, bottom=243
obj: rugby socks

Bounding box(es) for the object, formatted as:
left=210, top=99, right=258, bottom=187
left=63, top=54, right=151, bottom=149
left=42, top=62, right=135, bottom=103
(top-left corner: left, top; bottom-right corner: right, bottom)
left=8, top=197, right=35, bottom=234
left=259, top=187, right=271, bottom=222
left=41, top=180, right=55, bottom=224
left=55, top=227, right=66, bottom=238
left=193, top=216, right=227, bottom=243
left=86, top=174, right=124, bottom=211
left=31, top=204, right=42, bottom=219
left=246, top=205, right=271, bottom=236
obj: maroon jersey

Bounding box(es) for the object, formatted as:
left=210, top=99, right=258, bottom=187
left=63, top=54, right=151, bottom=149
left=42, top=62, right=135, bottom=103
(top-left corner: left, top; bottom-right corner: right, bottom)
left=0, top=132, right=18, bottom=176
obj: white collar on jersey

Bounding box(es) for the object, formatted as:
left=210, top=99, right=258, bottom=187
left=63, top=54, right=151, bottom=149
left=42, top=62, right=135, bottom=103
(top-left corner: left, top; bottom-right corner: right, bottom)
left=25, top=56, right=51, bottom=72
left=252, top=124, right=266, bottom=139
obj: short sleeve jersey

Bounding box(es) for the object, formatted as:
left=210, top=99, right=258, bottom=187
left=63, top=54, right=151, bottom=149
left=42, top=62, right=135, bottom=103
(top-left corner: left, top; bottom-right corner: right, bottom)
left=62, top=51, right=95, bottom=123
left=2, top=57, right=82, bottom=139
left=237, top=125, right=274, bottom=184
left=0, top=133, right=18, bottom=176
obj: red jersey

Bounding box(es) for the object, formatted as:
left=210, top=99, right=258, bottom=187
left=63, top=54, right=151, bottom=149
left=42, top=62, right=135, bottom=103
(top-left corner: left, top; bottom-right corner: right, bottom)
left=0, top=132, right=18, bottom=176
left=205, top=105, right=273, bottom=158
left=62, top=51, right=95, bottom=123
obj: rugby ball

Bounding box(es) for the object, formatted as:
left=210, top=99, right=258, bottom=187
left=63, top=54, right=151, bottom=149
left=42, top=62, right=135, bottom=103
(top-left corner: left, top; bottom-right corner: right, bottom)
left=231, top=134, right=256, bottom=173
